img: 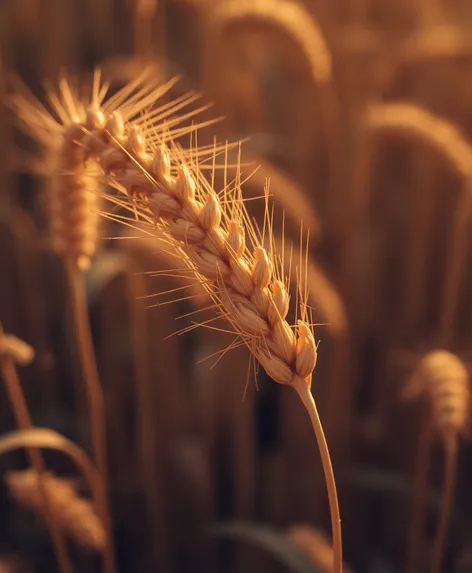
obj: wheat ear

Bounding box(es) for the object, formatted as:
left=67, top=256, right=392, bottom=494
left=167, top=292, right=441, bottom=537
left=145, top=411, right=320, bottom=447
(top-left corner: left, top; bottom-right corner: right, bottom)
left=403, top=350, right=470, bottom=573
left=10, top=70, right=342, bottom=573
left=9, top=75, right=115, bottom=573
left=0, top=324, right=73, bottom=573
left=366, top=102, right=472, bottom=345
left=5, top=469, right=105, bottom=551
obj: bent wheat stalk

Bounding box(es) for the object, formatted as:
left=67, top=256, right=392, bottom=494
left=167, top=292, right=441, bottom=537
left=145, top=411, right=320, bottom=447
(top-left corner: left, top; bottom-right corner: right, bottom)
left=10, top=70, right=342, bottom=573
left=366, top=102, right=472, bottom=345
left=0, top=323, right=73, bottom=573
left=205, top=0, right=346, bottom=254
left=403, top=350, right=470, bottom=573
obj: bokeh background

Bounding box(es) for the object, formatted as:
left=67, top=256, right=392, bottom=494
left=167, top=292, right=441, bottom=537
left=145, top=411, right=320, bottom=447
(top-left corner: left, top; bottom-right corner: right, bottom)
left=1, top=1, right=472, bottom=572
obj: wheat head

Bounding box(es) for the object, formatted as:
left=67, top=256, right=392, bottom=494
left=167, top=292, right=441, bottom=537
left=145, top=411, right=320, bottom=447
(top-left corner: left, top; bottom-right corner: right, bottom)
left=404, top=350, right=470, bottom=441
left=10, top=70, right=317, bottom=388
left=5, top=469, right=105, bottom=551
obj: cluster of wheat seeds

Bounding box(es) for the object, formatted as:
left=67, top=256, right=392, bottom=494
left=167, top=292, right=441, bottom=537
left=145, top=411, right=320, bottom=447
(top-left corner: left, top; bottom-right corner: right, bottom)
left=9, top=68, right=342, bottom=573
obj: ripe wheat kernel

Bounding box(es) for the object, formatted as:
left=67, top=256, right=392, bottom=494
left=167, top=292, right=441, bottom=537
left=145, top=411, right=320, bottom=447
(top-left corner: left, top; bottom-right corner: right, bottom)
left=10, top=71, right=317, bottom=388
left=5, top=469, right=105, bottom=551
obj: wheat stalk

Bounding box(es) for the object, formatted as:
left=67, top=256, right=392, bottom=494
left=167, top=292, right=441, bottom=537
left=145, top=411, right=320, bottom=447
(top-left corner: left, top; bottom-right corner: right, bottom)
left=204, top=0, right=345, bottom=255
left=366, top=101, right=472, bottom=346
left=0, top=323, right=73, bottom=573
left=404, top=350, right=470, bottom=573
left=366, top=102, right=472, bottom=179
left=10, top=69, right=342, bottom=573
left=5, top=469, right=105, bottom=551
left=208, top=0, right=332, bottom=85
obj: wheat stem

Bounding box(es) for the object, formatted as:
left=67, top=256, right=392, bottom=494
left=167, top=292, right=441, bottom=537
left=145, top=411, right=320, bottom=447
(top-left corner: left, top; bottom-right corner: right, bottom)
left=292, top=375, right=342, bottom=573
left=0, top=323, right=74, bottom=573
left=406, top=408, right=433, bottom=573
left=430, top=436, right=458, bottom=573
left=65, top=263, right=116, bottom=573
left=439, top=180, right=472, bottom=347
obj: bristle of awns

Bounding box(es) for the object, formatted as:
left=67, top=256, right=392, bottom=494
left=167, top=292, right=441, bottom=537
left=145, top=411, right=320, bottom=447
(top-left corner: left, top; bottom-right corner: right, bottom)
left=5, top=469, right=105, bottom=551
left=11, top=76, right=319, bottom=388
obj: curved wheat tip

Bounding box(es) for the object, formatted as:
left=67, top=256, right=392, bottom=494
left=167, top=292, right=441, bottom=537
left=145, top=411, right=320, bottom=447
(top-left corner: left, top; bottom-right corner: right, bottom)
left=404, top=350, right=470, bottom=442
left=382, top=26, right=472, bottom=88
left=208, top=0, right=332, bottom=86
left=365, top=102, right=472, bottom=179
left=5, top=469, right=105, bottom=551
left=0, top=333, right=34, bottom=366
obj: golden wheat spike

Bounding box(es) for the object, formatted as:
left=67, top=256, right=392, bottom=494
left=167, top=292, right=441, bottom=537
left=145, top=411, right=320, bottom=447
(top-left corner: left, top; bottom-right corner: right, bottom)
left=11, top=71, right=343, bottom=573
left=5, top=469, right=105, bottom=551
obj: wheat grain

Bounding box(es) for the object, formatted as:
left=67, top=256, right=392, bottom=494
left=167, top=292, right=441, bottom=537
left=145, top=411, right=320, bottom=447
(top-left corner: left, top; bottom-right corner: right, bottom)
left=5, top=469, right=105, bottom=551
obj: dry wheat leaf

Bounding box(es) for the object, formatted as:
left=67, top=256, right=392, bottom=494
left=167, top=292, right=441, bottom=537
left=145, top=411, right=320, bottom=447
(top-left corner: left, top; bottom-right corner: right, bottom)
left=0, top=428, right=102, bottom=513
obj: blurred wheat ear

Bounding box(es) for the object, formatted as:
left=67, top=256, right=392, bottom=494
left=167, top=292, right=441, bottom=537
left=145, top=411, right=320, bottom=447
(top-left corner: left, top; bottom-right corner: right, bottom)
left=0, top=324, right=73, bottom=573
left=403, top=350, right=470, bottom=573
left=0, top=427, right=107, bottom=567
left=6, top=469, right=105, bottom=551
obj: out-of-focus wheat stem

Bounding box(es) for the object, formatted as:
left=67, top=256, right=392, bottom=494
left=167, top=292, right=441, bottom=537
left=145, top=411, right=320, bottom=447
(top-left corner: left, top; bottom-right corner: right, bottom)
left=292, top=376, right=343, bottom=573
left=65, top=263, right=116, bottom=573
left=439, top=180, right=472, bottom=347
left=430, top=436, right=458, bottom=573
left=406, top=408, right=432, bottom=573
left=0, top=322, right=74, bottom=573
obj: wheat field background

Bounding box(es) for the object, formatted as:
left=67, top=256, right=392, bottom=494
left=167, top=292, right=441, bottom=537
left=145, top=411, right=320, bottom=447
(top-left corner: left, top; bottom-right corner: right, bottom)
left=1, top=1, right=472, bottom=573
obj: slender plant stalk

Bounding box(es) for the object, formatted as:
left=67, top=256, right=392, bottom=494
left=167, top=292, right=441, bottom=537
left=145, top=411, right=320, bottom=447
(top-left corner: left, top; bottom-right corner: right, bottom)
left=65, top=263, right=116, bottom=573
left=439, top=180, right=472, bottom=347
left=430, top=437, right=458, bottom=573
left=406, top=409, right=433, bottom=573
left=0, top=323, right=74, bottom=573
left=292, top=375, right=342, bottom=573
